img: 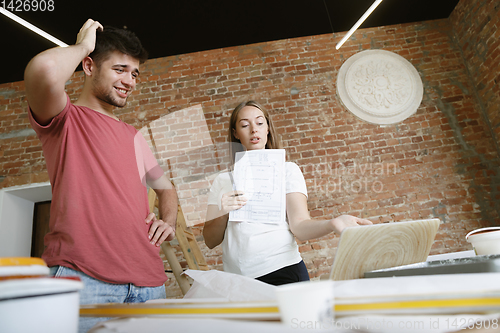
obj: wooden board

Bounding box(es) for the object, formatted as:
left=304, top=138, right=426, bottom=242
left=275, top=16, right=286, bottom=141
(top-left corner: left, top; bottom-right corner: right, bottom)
left=147, top=188, right=208, bottom=295
left=329, top=219, right=440, bottom=281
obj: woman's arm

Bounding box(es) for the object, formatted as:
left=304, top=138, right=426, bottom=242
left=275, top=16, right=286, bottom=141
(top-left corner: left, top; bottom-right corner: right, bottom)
left=287, top=192, right=372, bottom=241
left=203, top=205, right=229, bottom=249
left=203, top=190, right=247, bottom=249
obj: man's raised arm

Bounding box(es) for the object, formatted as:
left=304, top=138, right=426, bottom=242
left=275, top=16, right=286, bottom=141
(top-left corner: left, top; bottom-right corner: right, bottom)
left=24, top=19, right=103, bottom=125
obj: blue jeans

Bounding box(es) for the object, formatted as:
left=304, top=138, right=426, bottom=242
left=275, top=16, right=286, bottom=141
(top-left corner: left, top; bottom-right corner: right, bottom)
left=50, top=266, right=166, bottom=333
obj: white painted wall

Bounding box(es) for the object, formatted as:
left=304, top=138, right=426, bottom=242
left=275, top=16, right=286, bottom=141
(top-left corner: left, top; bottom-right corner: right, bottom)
left=0, top=182, right=51, bottom=257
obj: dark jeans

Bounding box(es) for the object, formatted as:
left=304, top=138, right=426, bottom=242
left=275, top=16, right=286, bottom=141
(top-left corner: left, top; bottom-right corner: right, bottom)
left=256, top=260, right=310, bottom=286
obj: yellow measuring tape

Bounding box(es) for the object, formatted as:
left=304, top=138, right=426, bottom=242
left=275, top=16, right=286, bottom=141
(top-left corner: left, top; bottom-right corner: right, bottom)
left=80, top=297, right=500, bottom=317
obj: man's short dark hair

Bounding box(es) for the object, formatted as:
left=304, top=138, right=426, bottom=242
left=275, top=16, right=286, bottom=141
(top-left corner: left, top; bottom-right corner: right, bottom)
left=90, top=26, right=148, bottom=65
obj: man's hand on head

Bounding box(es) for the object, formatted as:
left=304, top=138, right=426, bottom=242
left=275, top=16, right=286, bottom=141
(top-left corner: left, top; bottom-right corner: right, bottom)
left=76, top=19, right=104, bottom=56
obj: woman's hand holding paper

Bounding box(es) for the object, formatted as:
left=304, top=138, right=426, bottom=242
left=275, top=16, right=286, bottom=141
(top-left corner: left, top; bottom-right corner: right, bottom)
left=220, top=190, right=247, bottom=215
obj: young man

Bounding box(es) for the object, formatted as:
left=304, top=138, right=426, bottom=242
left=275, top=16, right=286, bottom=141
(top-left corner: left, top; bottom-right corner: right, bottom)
left=25, top=19, right=178, bottom=332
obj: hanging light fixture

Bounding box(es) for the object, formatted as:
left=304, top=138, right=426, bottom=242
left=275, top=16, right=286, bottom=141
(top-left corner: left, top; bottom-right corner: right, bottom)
left=336, top=0, right=384, bottom=50
left=0, top=7, right=68, bottom=47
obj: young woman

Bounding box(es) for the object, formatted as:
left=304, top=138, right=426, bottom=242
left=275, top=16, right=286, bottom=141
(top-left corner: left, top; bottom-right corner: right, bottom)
left=203, top=101, right=372, bottom=285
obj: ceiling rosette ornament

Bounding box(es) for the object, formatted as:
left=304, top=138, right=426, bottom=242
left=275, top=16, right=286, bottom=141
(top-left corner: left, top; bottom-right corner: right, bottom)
left=337, top=50, right=423, bottom=125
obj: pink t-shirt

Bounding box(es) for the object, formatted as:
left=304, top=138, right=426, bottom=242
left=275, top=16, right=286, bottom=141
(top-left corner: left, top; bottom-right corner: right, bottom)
left=29, top=95, right=167, bottom=286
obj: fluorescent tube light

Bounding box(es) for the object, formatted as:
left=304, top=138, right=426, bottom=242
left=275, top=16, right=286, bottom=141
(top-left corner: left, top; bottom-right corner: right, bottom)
left=336, top=0, right=384, bottom=50
left=0, top=7, right=68, bottom=47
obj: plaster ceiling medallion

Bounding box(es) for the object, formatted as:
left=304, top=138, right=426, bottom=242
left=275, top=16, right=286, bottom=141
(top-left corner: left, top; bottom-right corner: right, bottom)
left=337, top=49, right=423, bottom=125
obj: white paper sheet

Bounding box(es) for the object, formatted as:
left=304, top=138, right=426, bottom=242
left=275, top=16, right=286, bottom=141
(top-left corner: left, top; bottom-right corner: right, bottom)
left=182, top=269, right=276, bottom=301
left=89, top=317, right=311, bottom=333
left=229, top=149, right=286, bottom=224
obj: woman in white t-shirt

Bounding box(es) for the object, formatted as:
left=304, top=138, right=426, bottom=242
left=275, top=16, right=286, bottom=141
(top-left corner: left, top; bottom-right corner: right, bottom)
left=203, top=101, right=372, bottom=285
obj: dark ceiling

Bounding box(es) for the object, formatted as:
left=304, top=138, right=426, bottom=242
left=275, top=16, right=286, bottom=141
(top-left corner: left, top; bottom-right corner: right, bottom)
left=2, top=0, right=460, bottom=85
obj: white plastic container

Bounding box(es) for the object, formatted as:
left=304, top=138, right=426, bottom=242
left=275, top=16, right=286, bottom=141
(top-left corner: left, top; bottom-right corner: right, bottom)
left=275, top=280, right=335, bottom=329
left=0, top=258, right=83, bottom=333
left=0, top=278, right=83, bottom=333
left=466, top=227, right=500, bottom=255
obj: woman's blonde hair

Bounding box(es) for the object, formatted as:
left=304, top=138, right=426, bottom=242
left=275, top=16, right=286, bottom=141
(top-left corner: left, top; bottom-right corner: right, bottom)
left=228, top=100, right=282, bottom=164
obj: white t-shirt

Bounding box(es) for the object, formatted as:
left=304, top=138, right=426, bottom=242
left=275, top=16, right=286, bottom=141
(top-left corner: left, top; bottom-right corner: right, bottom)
left=207, top=162, right=308, bottom=278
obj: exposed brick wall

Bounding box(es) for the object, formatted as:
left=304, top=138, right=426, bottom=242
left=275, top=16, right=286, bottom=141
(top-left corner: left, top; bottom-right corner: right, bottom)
left=450, top=0, right=500, bottom=146
left=1, top=0, right=499, bottom=297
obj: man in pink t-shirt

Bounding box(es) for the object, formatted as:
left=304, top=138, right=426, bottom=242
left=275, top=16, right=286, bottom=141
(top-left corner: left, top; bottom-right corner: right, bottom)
left=25, top=19, right=178, bottom=332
